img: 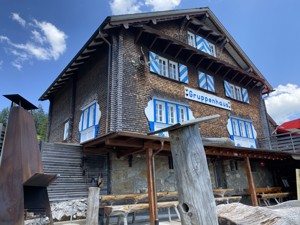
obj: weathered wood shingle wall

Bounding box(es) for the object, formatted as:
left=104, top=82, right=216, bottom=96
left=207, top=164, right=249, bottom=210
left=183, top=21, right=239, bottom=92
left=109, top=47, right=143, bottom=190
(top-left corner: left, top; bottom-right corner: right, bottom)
left=41, top=142, right=109, bottom=201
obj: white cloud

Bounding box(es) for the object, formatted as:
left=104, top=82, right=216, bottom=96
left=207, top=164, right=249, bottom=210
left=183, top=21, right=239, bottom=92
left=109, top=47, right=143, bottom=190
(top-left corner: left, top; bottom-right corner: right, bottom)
left=110, top=0, right=143, bottom=15
left=265, top=83, right=300, bottom=124
left=145, top=0, right=181, bottom=11
left=0, top=60, right=3, bottom=69
left=11, top=61, right=22, bottom=70
left=33, top=20, right=67, bottom=60
left=0, top=35, right=10, bottom=42
left=109, top=0, right=181, bottom=15
left=0, top=15, right=67, bottom=70
left=11, top=13, right=26, bottom=27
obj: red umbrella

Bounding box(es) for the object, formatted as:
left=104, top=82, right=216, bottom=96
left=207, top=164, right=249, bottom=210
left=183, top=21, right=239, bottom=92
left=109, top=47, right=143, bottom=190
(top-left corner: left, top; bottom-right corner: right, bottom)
left=276, top=118, right=300, bottom=134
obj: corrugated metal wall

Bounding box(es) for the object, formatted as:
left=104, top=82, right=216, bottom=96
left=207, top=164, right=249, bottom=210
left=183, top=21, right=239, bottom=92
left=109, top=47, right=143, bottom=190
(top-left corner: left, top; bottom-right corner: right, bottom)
left=41, top=142, right=109, bottom=202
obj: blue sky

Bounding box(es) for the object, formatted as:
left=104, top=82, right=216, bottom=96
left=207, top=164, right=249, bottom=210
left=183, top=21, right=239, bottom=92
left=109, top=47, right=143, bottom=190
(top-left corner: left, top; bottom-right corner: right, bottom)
left=0, top=0, right=299, bottom=124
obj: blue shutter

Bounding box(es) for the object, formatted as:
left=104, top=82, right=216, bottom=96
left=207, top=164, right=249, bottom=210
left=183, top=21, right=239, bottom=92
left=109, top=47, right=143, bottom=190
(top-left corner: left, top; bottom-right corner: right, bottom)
left=179, top=64, right=188, bottom=83
left=207, top=75, right=215, bottom=92
left=198, top=71, right=207, bottom=89
left=196, top=35, right=211, bottom=55
left=242, top=88, right=249, bottom=103
left=224, top=81, right=231, bottom=97
left=149, top=51, right=159, bottom=74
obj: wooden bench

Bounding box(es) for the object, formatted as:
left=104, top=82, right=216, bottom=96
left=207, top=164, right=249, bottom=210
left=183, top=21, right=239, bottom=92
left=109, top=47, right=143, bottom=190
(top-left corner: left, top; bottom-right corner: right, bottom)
left=100, top=192, right=180, bottom=225
left=244, top=187, right=292, bottom=206
left=213, top=189, right=242, bottom=204
left=100, top=189, right=242, bottom=224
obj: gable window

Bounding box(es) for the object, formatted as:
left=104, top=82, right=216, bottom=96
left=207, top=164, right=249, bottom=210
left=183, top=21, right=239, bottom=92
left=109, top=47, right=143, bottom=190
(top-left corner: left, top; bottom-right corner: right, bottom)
left=187, top=31, right=196, bottom=48
left=79, top=101, right=101, bottom=143
left=224, top=81, right=249, bottom=103
left=149, top=51, right=188, bottom=84
left=198, top=71, right=215, bottom=92
left=187, top=31, right=216, bottom=57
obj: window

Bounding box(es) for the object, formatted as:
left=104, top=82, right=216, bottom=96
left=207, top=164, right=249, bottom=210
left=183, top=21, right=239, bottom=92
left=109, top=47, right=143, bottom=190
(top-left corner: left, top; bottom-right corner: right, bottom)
left=224, top=81, right=249, bottom=103
left=159, top=57, right=168, bottom=77
left=79, top=102, right=100, bottom=143
left=208, top=43, right=216, bottom=57
left=245, top=122, right=253, bottom=138
left=169, top=60, right=179, bottom=80
left=178, top=106, right=187, bottom=123
left=154, top=99, right=189, bottom=125
left=155, top=101, right=166, bottom=123
left=167, top=104, right=177, bottom=124
left=231, top=117, right=254, bottom=139
left=231, top=119, right=240, bottom=136
left=198, top=71, right=215, bottom=92
left=187, top=31, right=196, bottom=47
left=187, top=31, right=216, bottom=56
left=149, top=51, right=188, bottom=84
left=63, top=121, right=69, bottom=141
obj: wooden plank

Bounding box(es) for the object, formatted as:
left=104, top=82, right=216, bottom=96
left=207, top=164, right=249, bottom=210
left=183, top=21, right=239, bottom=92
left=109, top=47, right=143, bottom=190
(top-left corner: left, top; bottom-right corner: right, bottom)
left=146, top=148, right=156, bottom=225
left=169, top=123, right=218, bottom=225
left=297, top=169, right=300, bottom=200
left=244, top=157, right=258, bottom=206
left=86, top=187, right=100, bottom=225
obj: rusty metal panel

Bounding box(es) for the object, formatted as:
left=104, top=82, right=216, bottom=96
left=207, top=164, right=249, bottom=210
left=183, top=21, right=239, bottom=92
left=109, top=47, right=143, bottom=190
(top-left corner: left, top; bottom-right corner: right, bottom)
left=0, top=107, right=55, bottom=225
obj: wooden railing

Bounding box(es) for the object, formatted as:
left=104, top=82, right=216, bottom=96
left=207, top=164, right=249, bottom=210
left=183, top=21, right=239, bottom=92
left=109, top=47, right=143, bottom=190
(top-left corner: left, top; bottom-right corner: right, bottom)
left=257, top=132, right=300, bottom=153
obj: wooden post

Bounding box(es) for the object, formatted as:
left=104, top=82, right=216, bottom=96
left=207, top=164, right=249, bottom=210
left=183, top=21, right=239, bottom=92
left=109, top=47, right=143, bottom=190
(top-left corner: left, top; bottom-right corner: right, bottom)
left=244, top=157, right=258, bottom=206
left=296, top=169, right=300, bottom=200
left=148, top=117, right=220, bottom=225
left=146, top=148, right=156, bottom=225
left=86, top=187, right=100, bottom=225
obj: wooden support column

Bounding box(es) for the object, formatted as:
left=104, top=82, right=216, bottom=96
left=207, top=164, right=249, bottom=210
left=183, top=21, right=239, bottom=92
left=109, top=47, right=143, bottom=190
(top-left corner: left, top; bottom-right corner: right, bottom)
left=146, top=148, right=156, bottom=225
left=244, top=157, right=258, bottom=206
left=296, top=169, right=300, bottom=200
left=148, top=116, right=220, bottom=225
left=86, top=187, right=100, bottom=225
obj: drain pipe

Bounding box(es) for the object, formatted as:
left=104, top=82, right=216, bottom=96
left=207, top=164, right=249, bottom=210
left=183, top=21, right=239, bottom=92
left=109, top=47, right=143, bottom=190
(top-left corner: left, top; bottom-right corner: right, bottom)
left=152, top=140, right=164, bottom=225
left=99, top=31, right=111, bottom=134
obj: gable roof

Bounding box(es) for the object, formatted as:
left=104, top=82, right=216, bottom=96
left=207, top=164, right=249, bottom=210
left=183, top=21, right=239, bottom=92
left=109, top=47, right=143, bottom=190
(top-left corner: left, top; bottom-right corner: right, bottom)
left=40, top=7, right=272, bottom=101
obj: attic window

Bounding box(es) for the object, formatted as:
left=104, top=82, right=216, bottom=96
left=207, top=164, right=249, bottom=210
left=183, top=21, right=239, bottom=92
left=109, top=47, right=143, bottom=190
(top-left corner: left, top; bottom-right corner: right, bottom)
left=187, top=31, right=216, bottom=57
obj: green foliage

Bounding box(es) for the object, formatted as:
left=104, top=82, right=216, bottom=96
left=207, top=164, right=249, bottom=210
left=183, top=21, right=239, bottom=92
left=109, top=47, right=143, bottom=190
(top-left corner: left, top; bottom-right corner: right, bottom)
left=31, top=104, right=48, bottom=141
left=0, top=105, right=48, bottom=141
left=0, top=107, right=9, bottom=126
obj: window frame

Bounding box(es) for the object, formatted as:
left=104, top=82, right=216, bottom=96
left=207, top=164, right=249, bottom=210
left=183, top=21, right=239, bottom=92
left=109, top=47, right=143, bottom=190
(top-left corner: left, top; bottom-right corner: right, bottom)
left=231, top=117, right=254, bottom=139
left=226, top=81, right=249, bottom=103
left=63, top=120, right=69, bottom=141
left=187, top=31, right=196, bottom=47
left=81, top=102, right=97, bottom=131
left=154, top=99, right=189, bottom=125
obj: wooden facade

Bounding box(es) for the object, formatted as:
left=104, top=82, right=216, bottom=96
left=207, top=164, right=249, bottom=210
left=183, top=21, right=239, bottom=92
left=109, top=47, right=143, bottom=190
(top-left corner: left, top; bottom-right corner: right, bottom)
left=39, top=8, right=300, bottom=215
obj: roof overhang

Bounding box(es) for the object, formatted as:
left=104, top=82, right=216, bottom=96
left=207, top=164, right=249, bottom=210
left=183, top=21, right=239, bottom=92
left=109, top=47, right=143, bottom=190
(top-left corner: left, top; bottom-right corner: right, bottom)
left=133, top=25, right=268, bottom=91
left=82, top=131, right=295, bottom=161
left=40, top=7, right=273, bottom=101
left=39, top=31, right=108, bottom=101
